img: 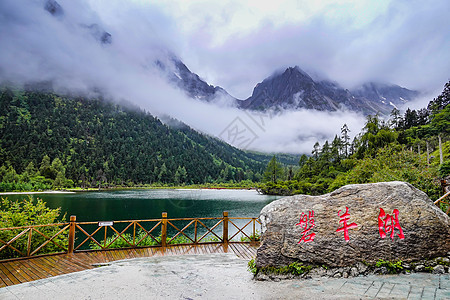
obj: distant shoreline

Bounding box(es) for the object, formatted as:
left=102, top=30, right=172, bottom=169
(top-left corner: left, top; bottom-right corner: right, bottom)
left=0, top=190, right=76, bottom=195
left=0, top=187, right=258, bottom=195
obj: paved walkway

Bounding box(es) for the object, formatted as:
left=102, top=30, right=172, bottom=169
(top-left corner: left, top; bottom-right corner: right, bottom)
left=0, top=254, right=448, bottom=299
left=0, top=244, right=257, bottom=287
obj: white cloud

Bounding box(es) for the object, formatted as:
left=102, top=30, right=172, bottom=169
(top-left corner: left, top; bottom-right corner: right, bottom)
left=0, top=0, right=447, bottom=155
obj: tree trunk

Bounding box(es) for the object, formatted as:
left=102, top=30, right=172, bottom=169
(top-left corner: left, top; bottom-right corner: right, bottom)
left=439, top=134, right=443, bottom=164
left=426, top=141, right=430, bottom=165
left=418, top=144, right=421, bottom=155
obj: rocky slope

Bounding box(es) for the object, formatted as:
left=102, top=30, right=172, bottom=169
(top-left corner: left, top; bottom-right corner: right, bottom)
left=240, top=66, right=419, bottom=114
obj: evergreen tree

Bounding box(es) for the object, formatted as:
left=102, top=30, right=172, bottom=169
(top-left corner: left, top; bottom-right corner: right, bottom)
left=428, top=81, right=450, bottom=115
left=39, top=155, right=52, bottom=179
left=389, top=108, right=402, bottom=129
left=298, top=154, right=308, bottom=167
left=158, top=163, right=168, bottom=183
left=340, top=124, right=351, bottom=157
left=263, top=156, right=283, bottom=183
left=312, top=142, right=320, bottom=160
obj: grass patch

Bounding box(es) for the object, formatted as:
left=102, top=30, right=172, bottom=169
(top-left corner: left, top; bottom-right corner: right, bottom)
left=248, top=259, right=313, bottom=276
left=375, top=259, right=404, bottom=274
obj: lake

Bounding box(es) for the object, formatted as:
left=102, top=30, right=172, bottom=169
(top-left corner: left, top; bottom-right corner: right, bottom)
left=3, top=189, right=283, bottom=244
left=3, top=189, right=282, bottom=222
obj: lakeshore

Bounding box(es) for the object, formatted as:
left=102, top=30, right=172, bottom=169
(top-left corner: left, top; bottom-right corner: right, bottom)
left=0, top=186, right=259, bottom=196
left=0, top=190, right=76, bottom=195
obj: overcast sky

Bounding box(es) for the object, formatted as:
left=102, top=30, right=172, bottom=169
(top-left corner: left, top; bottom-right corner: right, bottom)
left=152, top=0, right=450, bottom=99
left=0, top=0, right=448, bottom=153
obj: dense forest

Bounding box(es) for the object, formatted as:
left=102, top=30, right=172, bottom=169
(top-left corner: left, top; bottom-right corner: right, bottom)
left=0, top=88, right=298, bottom=191
left=260, top=81, right=450, bottom=201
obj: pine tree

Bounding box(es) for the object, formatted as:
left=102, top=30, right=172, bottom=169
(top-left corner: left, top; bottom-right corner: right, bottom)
left=340, top=124, right=351, bottom=157
left=298, top=154, right=308, bottom=167
left=39, top=155, right=53, bottom=179
left=263, top=156, right=283, bottom=183
left=312, top=142, right=320, bottom=160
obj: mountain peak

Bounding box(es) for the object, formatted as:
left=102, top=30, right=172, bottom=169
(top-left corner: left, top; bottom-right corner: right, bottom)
left=156, top=55, right=237, bottom=104
left=240, top=66, right=418, bottom=114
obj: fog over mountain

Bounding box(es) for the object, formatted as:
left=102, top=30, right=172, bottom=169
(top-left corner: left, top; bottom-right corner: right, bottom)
left=0, top=0, right=448, bottom=153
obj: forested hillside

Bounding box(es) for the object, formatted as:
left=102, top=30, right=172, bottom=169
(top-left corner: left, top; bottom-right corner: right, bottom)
left=0, top=88, right=272, bottom=191
left=260, top=81, right=450, bottom=201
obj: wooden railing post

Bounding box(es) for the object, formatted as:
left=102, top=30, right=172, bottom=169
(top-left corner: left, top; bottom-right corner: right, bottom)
left=161, top=212, right=167, bottom=248
left=223, top=211, right=229, bottom=245
left=68, top=215, right=76, bottom=254
left=252, top=218, right=256, bottom=242
left=27, top=227, right=32, bottom=257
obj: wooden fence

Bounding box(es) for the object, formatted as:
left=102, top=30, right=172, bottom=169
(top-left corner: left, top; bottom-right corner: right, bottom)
left=0, top=212, right=261, bottom=261
left=434, top=191, right=450, bottom=215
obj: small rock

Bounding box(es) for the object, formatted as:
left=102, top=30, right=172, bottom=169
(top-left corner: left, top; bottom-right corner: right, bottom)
left=350, top=267, right=359, bottom=277
left=415, top=265, right=425, bottom=272
left=333, top=273, right=342, bottom=278
left=403, top=263, right=411, bottom=269
left=343, top=272, right=349, bottom=278
left=309, top=268, right=326, bottom=277
left=356, top=262, right=368, bottom=274
left=433, top=265, right=445, bottom=274
left=255, top=273, right=269, bottom=281
left=443, top=258, right=450, bottom=264
left=270, top=276, right=281, bottom=282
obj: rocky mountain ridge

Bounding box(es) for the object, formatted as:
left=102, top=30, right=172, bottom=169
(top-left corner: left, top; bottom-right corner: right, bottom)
left=240, top=66, right=419, bottom=114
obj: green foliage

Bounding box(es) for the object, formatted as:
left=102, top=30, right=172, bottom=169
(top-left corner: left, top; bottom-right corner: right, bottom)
left=439, top=160, right=450, bottom=177
left=248, top=259, right=257, bottom=275
left=90, top=230, right=191, bottom=250
left=263, top=156, right=284, bottom=183
left=375, top=259, right=403, bottom=274
left=202, top=235, right=221, bottom=242
left=424, top=266, right=434, bottom=272
left=334, top=144, right=440, bottom=200
left=355, top=115, right=398, bottom=159
left=240, top=230, right=260, bottom=242
left=254, top=262, right=313, bottom=276
left=0, top=197, right=67, bottom=259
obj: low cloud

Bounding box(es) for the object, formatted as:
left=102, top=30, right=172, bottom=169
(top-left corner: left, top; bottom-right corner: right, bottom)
left=1, top=0, right=440, bottom=155
left=174, top=0, right=450, bottom=101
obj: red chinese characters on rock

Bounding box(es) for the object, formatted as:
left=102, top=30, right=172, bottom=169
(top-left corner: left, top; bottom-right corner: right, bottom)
left=378, top=208, right=405, bottom=240
left=296, top=211, right=316, bottom=243
left=336, top=207, right=358, bottom=242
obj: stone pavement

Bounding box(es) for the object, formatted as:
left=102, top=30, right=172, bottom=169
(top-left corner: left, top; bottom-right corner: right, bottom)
left=0, top=254, right=448, bottom=299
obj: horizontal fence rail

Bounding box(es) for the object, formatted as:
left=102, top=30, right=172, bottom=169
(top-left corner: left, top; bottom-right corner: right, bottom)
left=434, top=191, right=450, bottom=215
left=0, top=212, right=261, bottom=261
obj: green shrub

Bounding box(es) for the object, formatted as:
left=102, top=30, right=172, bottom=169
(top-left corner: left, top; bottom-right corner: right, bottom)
left=331, top=145, right=440, bottom=200
left=240, top=230, right=261, bottom=242
left=0, top=197, right=67, bottom=259
left=248, top=259, right=257, bottom=275
left=375, top=259, right=404, bottom=274
left=90, top=230, right=191, bottom=250
left=438, top=160, right=450, bottom=177
left=250, top=261, right=313, bottom=276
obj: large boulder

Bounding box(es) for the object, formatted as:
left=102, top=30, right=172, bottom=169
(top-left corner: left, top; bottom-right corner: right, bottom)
left=256, top=181, right=450, bottom=268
